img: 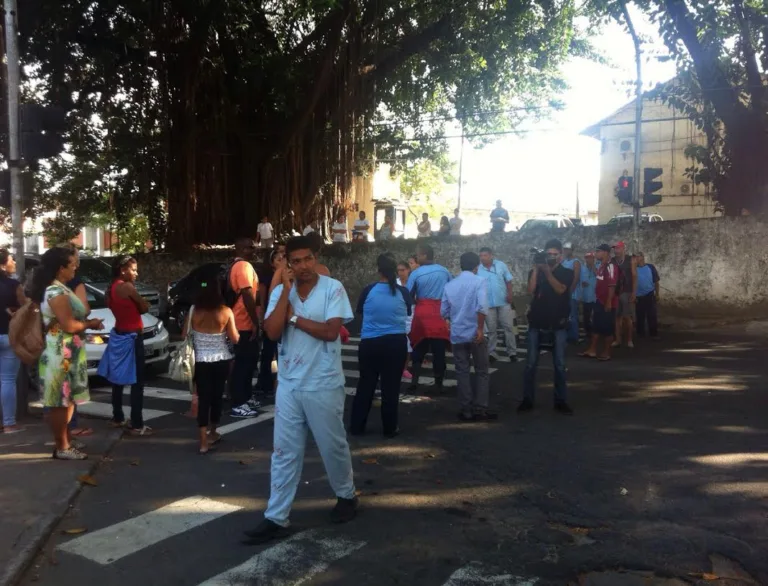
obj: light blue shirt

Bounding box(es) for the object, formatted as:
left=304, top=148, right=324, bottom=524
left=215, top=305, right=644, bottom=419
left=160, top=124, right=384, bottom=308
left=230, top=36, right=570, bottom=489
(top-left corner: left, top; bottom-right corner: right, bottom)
left=441, top=271, right=488, bottom=344
left=266, top=276, right=354, bottom=392
left=579, top=263, right=598, bottom=303
left=406, top=264, right=452, bottom=301
left=477, top=259, right=512, bottom=308
left=357, top=282, right=412, bottom=340
left=560, top=257, right=581, bottom=300
left=636, top=264, right=658, bottom=296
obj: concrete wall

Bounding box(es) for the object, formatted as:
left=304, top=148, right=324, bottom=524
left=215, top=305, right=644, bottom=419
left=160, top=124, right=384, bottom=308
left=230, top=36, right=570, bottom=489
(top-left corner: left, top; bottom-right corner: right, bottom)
left=589, top=99, right=720, bottom=224
left=136, top=216, right=768, bottom=325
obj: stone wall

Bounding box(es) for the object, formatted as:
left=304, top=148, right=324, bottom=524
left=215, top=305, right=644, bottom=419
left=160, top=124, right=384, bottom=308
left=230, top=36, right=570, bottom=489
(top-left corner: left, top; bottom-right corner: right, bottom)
left=136, top=216, right=768, bottom=325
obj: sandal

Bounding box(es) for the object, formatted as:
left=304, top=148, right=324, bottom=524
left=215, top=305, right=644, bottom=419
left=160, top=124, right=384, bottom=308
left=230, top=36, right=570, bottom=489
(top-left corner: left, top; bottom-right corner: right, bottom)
left=2, top=425, right=25, bottom=434
left=208, top=432, right=222, bottom=446
left=577, top=352, right=597, bottom=358
left=53, top=447, right=88, bottom=460
left=109, top=420, right=127, bottom=428
left=127, top=425, right=154, bottom=436
left=198, top=445, right=216, bottom=455
left=70, top=427, right=94, bottom=437
left=597, top=356, right=611, bottom=362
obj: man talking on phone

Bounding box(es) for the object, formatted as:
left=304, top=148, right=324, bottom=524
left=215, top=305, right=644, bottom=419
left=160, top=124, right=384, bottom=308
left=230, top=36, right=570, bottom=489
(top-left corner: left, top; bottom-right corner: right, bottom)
left=519, top=238, right=574, bottom=415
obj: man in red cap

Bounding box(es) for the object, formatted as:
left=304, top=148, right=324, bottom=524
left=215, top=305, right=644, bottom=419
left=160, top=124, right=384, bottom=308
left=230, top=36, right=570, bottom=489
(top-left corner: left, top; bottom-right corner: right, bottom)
left=612, top=241, right=637, bottom=349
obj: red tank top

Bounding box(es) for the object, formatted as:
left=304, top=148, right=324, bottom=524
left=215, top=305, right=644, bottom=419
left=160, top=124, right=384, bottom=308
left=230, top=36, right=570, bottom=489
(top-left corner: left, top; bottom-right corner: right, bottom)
left=110, top=281, right=143, bottom=332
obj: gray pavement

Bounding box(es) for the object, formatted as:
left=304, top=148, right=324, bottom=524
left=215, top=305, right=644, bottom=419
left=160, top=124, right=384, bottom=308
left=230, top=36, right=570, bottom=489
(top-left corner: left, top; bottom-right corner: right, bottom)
left=7, top=329, right=768, bottom=585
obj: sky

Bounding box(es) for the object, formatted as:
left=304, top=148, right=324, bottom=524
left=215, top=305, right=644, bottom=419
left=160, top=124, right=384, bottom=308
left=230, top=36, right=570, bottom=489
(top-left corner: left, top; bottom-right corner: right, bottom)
left=452, top=6, right=677, bottom=219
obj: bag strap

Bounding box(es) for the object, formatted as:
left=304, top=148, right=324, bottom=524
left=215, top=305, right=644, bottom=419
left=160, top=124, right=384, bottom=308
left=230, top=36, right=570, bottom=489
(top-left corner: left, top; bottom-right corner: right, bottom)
left=185, top=305, right=195, bottom=339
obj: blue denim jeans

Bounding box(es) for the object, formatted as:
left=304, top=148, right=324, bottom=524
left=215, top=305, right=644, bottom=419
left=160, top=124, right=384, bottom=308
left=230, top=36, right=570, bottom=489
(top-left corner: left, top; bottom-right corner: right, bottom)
left=523, top=328, right=568, bottom=404
left=0, top=334, right=20, bottom=426
left=567, top=298, right=580, bottom=342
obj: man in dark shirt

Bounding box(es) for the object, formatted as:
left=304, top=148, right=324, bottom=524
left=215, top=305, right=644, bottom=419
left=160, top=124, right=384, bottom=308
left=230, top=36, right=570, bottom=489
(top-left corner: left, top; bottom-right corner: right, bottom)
left=519, top=238, right=573, bottom=414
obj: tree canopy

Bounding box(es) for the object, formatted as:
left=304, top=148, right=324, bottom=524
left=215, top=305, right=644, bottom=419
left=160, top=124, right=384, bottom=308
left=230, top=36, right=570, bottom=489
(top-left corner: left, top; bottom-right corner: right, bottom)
left=19, top=0, right=589, bottom=250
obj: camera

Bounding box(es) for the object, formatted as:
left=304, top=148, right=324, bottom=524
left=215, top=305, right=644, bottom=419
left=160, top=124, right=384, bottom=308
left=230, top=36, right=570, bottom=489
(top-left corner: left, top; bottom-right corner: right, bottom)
left=531, top=248, right=546, bottom=264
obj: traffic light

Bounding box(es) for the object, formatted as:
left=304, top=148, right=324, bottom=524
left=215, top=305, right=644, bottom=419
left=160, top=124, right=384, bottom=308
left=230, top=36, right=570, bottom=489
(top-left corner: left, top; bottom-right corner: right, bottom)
left=642, top=167, right=663, bottom=207
left=20, top=104, right=67, bottom=162
left=617, top=174, right=633, bottom=205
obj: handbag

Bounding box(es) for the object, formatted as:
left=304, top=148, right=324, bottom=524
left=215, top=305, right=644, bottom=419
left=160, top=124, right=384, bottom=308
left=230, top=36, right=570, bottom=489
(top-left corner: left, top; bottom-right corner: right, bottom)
left=168, top=306, right=195, bottom=384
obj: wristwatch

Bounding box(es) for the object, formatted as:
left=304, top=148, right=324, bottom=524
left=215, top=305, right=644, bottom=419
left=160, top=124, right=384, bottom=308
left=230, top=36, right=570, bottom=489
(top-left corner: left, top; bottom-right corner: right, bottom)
left=288, top=315, right=298, bottom=327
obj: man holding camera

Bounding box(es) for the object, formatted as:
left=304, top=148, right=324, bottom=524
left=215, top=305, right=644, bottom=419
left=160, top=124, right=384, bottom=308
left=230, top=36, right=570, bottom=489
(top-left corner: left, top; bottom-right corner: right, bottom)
left=519, top=238, right=574, bottom=415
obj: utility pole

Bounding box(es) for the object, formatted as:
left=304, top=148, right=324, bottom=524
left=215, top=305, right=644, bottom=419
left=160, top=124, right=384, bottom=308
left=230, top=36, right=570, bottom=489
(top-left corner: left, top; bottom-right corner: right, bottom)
left=620, top=1, right=643, bottom=241
left=457, top=118, right=465, bottom=212
left=4, top=0, right=23, bottom=276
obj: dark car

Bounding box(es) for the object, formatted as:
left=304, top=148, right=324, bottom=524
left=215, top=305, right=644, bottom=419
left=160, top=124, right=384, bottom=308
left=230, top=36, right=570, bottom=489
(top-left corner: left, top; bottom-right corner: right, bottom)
left=166, top=262, right=227, bottom=327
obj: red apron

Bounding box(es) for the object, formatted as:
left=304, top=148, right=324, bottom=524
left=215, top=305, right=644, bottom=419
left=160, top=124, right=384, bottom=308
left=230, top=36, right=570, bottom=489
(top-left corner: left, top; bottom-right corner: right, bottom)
left=409, top=298, right=450, bottom=348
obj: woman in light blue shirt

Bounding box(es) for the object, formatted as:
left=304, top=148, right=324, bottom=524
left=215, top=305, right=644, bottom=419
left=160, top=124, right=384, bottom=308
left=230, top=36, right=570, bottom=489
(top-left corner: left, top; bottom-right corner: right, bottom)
left=350, top=254, right=412, bottom=438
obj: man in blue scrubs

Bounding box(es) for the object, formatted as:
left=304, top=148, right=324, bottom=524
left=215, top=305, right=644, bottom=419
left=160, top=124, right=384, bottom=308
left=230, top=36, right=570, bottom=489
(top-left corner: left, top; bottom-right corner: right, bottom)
left=245, top=236, right=357, bottom=544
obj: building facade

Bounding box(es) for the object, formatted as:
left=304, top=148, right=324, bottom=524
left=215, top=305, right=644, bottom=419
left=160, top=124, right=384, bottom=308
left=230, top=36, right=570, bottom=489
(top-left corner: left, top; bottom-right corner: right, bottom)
left=582, top=97, right=719, bottom=224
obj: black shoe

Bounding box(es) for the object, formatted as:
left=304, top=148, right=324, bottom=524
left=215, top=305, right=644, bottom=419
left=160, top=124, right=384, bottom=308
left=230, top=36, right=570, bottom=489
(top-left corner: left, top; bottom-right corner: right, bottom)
left=489, top=354, right=498, bottom=364
left=407, top=382, right=420, bottom=393
left=554, top=402, right=574, bottom=415
left=508, top=355, right=519, bottom=363
left=517, top=399, right=534, bottom=413
left=474, top=410, right=499, bottom=421
left=383, top=427, right=399, bottom=439
left=434, top=376, right=444, bottom=392
left=242, top=519, right=289, bottom=544
left=457, top=411, right=476, bottom=422
left=330, top=497, right=358, bottom=524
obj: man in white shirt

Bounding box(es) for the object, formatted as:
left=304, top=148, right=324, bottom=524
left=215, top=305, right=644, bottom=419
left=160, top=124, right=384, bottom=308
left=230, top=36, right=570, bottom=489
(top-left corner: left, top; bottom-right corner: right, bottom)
left=256, top=216, right=275, bottom=248
left=449, top=208, right=463, bottom=236
left=302, top=219, right=319, bottom=236
left=352, top=211, right=370, bottom=242
left=331, top=214, right=348, bottom=243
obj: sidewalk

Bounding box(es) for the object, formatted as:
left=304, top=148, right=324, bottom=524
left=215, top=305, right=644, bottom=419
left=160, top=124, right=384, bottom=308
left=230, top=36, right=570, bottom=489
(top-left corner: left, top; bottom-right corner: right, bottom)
left=0, top=414, right=122, bottom=586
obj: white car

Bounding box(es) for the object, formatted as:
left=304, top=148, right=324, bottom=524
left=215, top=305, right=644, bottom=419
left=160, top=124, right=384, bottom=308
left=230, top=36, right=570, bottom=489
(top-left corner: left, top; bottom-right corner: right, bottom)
left=83, top=286, right=170, bottom=376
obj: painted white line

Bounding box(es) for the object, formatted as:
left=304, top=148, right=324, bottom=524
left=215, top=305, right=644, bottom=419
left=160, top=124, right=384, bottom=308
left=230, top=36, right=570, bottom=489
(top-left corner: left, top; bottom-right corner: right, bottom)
left=217, top=406, right=275, bottom=435
left=197, top=529, right=366, bottom=586
left=443, top=562, right=539, bottom=585
left=92, top=386, right=193, bottom=402
left=76, top=401, right=171, bottom=421
left=57, top=496, right=242, bottom=565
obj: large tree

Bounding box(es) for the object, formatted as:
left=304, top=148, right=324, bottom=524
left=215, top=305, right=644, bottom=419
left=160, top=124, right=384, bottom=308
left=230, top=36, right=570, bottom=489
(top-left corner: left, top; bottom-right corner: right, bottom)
left=20, top=0, right=589, bottom=250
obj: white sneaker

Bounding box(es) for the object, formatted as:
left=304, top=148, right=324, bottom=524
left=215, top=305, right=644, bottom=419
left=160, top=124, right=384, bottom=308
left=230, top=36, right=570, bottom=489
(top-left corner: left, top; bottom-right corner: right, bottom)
left=627, top=341, right=635, bottom=349
left=231, top=405, right=259, bottom=418
left=247, top=398, right=262, bottom=410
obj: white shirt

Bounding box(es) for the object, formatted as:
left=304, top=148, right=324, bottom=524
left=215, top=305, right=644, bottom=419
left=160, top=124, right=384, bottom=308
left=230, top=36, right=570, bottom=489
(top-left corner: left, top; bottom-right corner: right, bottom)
left=332, top=222, right=348, bottom=243
left=302, top=225, right=315, bottom=236
left=353, top=218, right=370, bottom=233
left=257, top=222, right=274, bottom=240
left=449, top=216, right=463, bottom=235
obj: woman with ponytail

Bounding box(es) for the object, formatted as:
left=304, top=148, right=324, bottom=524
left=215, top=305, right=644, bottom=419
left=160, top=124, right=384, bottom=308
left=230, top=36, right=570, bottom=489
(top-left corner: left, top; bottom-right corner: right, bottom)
left=349, top=254, right=411, bottom=438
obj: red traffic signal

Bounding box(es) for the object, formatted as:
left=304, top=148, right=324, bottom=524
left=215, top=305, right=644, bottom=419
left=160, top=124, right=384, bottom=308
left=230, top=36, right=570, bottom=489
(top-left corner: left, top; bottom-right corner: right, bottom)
left=617, top=175, right=633, bottom=205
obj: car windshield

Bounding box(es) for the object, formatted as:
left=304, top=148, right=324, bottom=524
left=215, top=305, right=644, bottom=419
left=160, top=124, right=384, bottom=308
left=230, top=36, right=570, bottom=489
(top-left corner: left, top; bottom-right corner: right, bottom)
left=521, top=219, right=556, bottom=230
left=78, top=257, right=114, bottom=283
left=85, top=286, right=109, bottom=310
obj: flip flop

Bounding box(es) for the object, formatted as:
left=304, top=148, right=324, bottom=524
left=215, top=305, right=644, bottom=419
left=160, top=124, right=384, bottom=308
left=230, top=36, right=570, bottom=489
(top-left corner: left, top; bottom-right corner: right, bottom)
left=578, top=352, right=597, bottom=358
left=208, top=432, right=222, bottom=446
left=70, top=427, right=94, bottom=437
left=597, top=356, right=611, bottom=362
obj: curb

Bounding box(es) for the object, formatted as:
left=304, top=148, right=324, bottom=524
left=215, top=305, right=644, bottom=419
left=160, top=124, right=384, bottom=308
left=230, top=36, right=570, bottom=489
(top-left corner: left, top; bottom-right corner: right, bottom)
left=0, top=429, right=124, bottom=586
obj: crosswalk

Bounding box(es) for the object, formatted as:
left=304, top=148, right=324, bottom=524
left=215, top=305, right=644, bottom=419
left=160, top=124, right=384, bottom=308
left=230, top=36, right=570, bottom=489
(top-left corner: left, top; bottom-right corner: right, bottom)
left=54, top=495, right=540, bottom=585
left=71, top=327, right=528, bottom=431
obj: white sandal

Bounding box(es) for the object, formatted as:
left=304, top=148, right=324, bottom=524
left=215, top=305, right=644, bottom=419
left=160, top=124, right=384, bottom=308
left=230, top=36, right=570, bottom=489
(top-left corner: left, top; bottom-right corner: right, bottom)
left=127, top=425, right=154, bottom=436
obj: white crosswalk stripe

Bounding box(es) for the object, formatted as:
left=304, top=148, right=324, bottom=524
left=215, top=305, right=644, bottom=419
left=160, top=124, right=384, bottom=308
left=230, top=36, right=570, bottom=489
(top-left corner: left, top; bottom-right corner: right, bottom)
left=442, top=563, right=539, bottom=585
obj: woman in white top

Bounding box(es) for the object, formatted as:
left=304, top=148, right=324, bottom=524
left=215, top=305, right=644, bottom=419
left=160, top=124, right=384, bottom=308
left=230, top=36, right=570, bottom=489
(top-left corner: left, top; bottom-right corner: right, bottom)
left=183, top=280, right=239, bottom=454
left=417, top=213, right=432, bottom=238
left=332, top=213, right=348, bottom=243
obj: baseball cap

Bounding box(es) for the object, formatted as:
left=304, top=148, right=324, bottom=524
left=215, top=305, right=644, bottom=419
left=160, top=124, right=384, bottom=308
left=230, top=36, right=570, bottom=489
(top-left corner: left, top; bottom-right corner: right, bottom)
left=563, top=241, right=573, bottom=249
left=614, top=241, right=626, bottom=249
left=596, top=244, right=611, bottom=252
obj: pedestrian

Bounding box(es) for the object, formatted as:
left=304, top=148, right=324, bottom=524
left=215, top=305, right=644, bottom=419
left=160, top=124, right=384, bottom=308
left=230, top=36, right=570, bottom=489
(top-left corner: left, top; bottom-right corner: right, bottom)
left=0, top=249, right=25, bottom=434
left=442, top=252, right=496, bottom=422
left=560, top=242, right=582, bottom=343
left=352, top=211, right=370, bottom=242
left=478, top=247, right=518, bottom=363
left=635, top=252, right=660, bottom=339
left=449, top=208, right=463, bottom=236
left=519, top=239, right=574, bottom=415
left=579, top=252, right=598, bottom=338
left=30, top=248, right=103, bottom=460
left=105, top=255, right=153, bottom=436
left=302, top=219, right=319, bottom=236
left=246, top=235, right=357, bottom=544
left=256, top=216, right=275, bottom=249
left=417, top=213, right=432, bottom=238
left=256, top=248, right=283, bottom=394
left=490, top=199, right=510, bottom=233
left=406, top=244, right=451, bottom=392
left=228, top=238, right=261, bottom=418
left=350, top=254, right=411, bottom=438
left=185, top=280, right=239, bottom=454
left=612, top=241, right=637, bottom=348
left=378, top=214, right=395, bottom=241
left=437, top=215, right=451, bottom=238
left=331, top=213, right=348, bottom=243
left=397, top=260, right=414, bottom=379
left=580, top=244, right=618, bottom=361
left=408, top=254, right=420, bottom=271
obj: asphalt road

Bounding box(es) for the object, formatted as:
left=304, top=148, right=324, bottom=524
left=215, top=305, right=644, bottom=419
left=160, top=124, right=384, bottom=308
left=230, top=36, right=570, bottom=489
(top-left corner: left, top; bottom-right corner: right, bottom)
left=19, top=329, right=768, bottom=586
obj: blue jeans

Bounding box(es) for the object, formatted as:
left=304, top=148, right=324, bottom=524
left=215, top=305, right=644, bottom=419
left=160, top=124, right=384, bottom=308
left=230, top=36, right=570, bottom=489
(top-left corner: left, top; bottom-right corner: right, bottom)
left=0, top=334, right=20, bottom=426
left=523, top=328, right=568, bottom=404
left=567, top=298, right=580, bottom=342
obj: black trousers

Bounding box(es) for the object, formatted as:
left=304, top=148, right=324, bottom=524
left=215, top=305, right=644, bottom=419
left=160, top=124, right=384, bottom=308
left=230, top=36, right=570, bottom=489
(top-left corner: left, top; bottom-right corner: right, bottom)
left=112, top=334, right=146, bottom=428
left=582, top=302, right=597, bottom=337
left=195, top=360, right=230, bottom=427
left=636, top=293, right=658, bottom=337
left=411, top=338, right=447, bottom=379
left=256, top=335, right=278, bottom=392
left=230, top=331, right=260, bottom=407
left=350, top=334, right=408, bottom=435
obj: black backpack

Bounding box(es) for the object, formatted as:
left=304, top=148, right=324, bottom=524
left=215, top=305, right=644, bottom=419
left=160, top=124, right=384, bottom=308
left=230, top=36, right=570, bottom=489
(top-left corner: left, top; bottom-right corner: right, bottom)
left=219, top=260, right=243, bottom=308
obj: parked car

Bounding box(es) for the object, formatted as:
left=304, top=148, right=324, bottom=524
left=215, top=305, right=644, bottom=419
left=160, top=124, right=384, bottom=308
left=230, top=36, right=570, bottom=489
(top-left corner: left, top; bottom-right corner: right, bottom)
left=606, top=213, right=664, bottom=226
left=83, top=285, right=170, bottom=375
left=519, top=216, right=575, bottom=231
left=23, top=254, right=164, bottom=317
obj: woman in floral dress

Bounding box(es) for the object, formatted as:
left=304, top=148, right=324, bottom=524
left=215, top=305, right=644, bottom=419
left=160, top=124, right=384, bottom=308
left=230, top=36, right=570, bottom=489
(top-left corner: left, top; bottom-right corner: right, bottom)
left=29, top=248, right=103, bottom=460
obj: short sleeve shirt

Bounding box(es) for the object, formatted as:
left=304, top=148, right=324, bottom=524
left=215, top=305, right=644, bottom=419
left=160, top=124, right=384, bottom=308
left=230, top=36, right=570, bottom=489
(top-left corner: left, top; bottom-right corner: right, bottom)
left=449, top=217, right=463, bottom=235
left=265, top=276, right=354, bottom=391
left=257, top=223, right=274, bottom=240
left=596, top=262, right=618, bottom=308
left=229, top=260, right=258, bottom=331
left=477, top=260, right=513, bottom=308
left=332, top=222, right=348, bottom=243
left=357, top=282, right=412, bottom=340
left=353, top=219, right=370, bottom=233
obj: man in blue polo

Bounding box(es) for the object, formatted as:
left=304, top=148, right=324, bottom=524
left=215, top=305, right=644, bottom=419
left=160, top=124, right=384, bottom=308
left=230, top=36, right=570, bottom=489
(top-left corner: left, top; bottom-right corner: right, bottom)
left=478, top=246, right=517, bottom=363
left=406, top=243, right=451, bottom=392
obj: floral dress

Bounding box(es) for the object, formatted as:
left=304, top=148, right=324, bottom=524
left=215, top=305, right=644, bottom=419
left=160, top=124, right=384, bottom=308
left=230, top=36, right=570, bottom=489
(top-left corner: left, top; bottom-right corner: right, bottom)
left=39, top=281, right=89, bottom=408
